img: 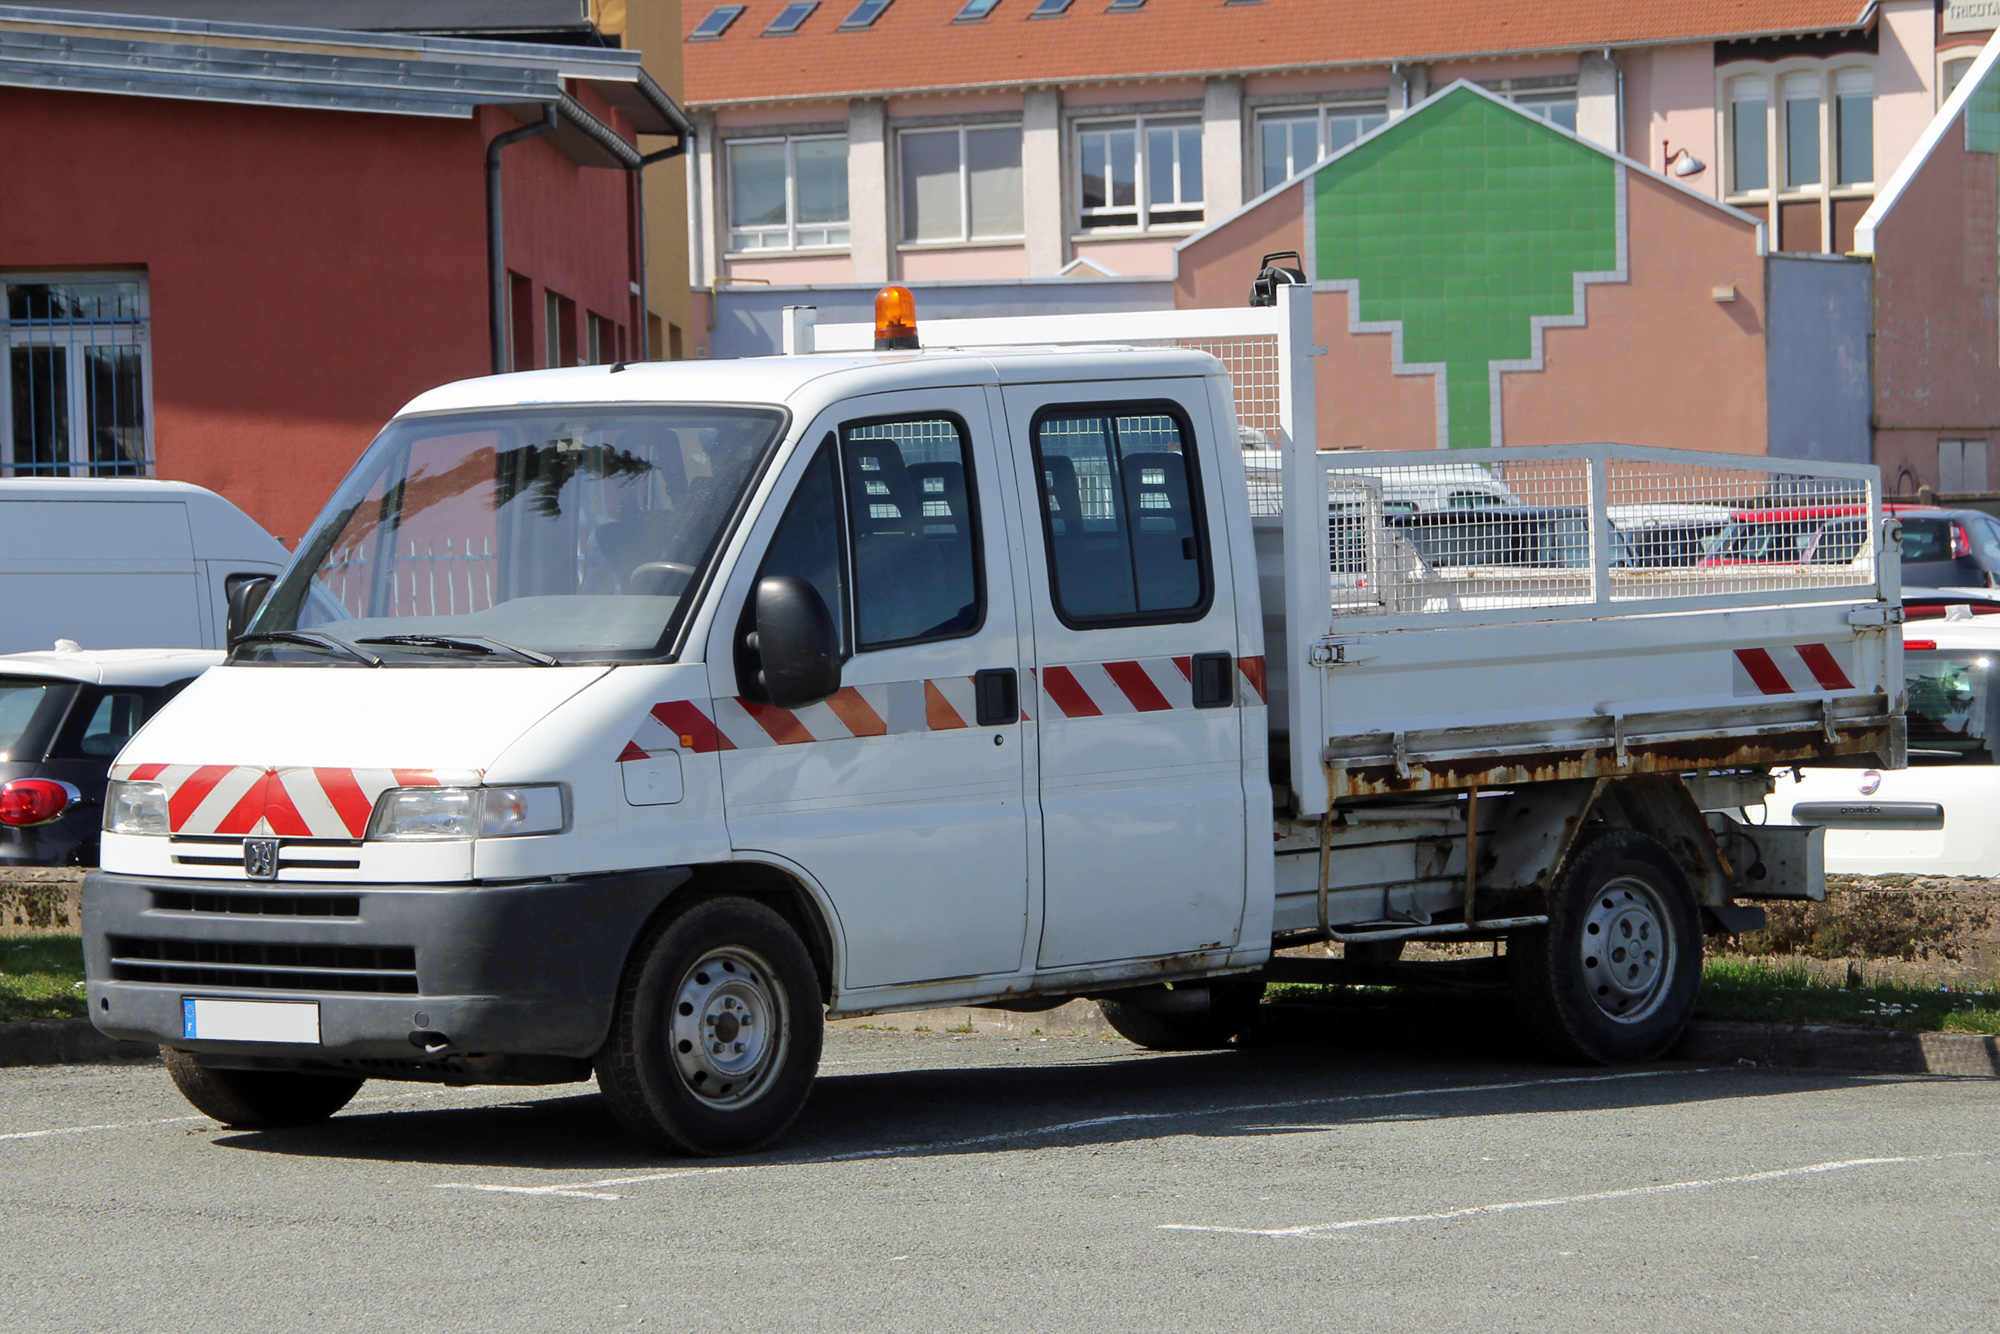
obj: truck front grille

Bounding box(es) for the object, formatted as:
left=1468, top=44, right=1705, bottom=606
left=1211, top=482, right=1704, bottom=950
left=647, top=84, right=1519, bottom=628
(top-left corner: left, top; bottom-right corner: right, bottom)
left=151, top=890, right=362, bottom=918
left=107, top=935, right=418, bottom=994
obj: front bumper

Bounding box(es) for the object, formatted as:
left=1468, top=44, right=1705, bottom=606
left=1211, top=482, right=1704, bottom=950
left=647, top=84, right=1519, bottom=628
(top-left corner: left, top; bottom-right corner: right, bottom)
left=82, top=867, right=689, bottom=1076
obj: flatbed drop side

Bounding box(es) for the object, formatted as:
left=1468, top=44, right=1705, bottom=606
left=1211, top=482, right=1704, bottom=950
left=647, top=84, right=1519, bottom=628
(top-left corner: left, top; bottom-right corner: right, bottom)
left=81, top=289, right=1900, bottom=1153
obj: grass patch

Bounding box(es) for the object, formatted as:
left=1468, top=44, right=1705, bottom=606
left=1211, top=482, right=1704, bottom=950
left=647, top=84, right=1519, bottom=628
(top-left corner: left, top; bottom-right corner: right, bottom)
left=1694, top=956, right=2000, bottom=1033
left=0, top=934, right=87, bottom=1023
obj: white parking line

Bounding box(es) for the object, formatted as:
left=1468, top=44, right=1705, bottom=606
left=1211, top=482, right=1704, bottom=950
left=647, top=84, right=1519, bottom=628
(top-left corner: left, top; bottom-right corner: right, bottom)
left=0, top=1087, right=469, bottom=1145
left=434, top=1068, right=1708, bottom=1202
left=1159, top=1152, right=1987, bottom=1238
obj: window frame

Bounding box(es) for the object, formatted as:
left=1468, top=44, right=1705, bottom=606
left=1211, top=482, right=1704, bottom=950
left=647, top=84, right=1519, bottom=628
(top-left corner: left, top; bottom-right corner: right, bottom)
left=895, top=123, right=1026, bottom=246
left=1, top=272, right=154, bottom=479
left=1072, top=114, right=1204, bottom=234
left=836, top=410, right=989, bottom=653
left=1717, top=58, right=1876, bottom=253
left=1253, top=100, right=1389, bottom=193
left=1027, top=397, right=1214, bottom=631
left=724, top=133, right=852, bottom=254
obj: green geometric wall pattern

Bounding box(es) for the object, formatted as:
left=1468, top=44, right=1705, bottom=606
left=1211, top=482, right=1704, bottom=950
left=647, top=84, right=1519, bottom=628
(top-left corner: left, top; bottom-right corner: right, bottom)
left=1308, top=85, right=1626, bottom=449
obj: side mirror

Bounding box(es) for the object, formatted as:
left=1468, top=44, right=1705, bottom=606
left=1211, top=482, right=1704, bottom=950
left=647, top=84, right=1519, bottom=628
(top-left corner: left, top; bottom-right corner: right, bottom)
left=751, top=575, right=841, bottom=709
left=224, top=574, right=276, bottom=644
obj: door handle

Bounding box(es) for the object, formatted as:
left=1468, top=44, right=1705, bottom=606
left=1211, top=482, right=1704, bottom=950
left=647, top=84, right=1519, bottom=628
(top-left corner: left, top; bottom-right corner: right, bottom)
left=1191, top=652, right=1234, bottom=709
left=974, top=668, right=1018, bottom=726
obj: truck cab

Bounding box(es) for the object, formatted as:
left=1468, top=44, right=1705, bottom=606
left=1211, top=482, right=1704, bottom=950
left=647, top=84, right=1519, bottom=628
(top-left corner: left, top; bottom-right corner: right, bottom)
left=84, top=346, right=1269, bottom=1153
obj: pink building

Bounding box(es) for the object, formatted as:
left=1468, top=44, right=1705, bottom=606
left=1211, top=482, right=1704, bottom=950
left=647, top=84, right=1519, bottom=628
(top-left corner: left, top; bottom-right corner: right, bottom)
left=681, top=0, right=1991, bottom=356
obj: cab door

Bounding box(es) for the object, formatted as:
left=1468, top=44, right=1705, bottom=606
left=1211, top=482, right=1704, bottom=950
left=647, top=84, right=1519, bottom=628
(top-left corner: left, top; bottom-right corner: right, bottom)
left=709, top=389, right=1032, bottom=990
left=997, top=382, right=1249, bottom=969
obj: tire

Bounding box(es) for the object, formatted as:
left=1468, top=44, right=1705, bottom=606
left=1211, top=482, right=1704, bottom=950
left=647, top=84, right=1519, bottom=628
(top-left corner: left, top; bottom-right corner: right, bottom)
left=1508, top=827, right=1704, bottom=1064
left=595, top=894, right=823, bottom=1156
left=1098, top=977, right=1266, bottom=1051
left=162, top=1048, right=363, bottom=1129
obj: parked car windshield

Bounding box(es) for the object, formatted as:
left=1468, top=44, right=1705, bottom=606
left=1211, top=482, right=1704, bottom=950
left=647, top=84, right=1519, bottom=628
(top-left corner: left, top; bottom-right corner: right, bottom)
left=249, top=405, right=787, bottom=664
left=1906, top=648, right=1995, bottom=763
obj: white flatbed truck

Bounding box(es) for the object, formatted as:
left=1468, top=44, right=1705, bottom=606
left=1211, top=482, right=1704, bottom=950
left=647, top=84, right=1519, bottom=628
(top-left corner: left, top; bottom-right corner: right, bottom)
left=82, top=289, right=1902, bottom=1153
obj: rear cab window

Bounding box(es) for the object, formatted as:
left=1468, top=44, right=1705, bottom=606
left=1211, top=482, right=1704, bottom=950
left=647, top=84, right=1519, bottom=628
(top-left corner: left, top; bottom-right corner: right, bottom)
left=1029, top=401, right=1211, bottom=627
left=1906, top=645, right=1998, bottom=764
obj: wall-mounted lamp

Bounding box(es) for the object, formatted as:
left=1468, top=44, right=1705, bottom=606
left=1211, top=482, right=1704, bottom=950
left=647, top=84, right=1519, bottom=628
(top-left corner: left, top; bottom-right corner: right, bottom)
left=1663, top=143, right=1706, bottom=178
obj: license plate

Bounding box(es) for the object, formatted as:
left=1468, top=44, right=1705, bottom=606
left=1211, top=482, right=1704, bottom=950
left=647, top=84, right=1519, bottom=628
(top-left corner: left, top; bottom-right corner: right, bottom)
left=181, top=997, right=321, bottom=1045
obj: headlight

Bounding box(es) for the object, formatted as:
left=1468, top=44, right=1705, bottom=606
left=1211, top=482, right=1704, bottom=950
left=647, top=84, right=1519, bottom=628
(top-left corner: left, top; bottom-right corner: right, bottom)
left=366, top=785, right=567, bottom=841
left=104, top=780, right=169, bottom=836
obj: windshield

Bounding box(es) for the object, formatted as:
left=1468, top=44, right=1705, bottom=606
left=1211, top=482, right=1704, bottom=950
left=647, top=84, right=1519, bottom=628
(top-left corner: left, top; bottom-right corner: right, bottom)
left=249, top=405, right=786, bottom=664
left=1907, top=648, right=1996, bottom=763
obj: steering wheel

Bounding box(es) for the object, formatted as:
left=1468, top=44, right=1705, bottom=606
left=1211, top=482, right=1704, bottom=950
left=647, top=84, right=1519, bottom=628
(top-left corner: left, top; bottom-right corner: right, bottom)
left=628, top=562, right=696, bottom=596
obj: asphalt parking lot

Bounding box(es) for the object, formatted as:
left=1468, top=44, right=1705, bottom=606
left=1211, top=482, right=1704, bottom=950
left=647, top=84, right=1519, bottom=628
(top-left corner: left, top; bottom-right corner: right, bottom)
left=2, top=1025, right=1997, bottom=1334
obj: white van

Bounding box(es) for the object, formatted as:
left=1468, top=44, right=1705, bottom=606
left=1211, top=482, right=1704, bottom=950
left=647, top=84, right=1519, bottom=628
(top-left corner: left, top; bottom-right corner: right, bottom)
left=0, top=479, right=290, bottom=654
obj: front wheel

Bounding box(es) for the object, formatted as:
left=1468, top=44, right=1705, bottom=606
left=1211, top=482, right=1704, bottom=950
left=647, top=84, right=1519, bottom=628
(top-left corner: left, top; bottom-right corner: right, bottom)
left=1508, top=827, right=1703, bottom=1064
left=162, top=1048, right=363, bottom=1128
left=596, top=895, right=823, bottom=1156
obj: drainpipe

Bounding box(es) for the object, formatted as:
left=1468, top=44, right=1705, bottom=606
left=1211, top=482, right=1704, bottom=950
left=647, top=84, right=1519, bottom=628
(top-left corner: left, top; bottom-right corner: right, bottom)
left=487, top=104, right=560, bottom=375
left=631, top=139, right=690, bottom=360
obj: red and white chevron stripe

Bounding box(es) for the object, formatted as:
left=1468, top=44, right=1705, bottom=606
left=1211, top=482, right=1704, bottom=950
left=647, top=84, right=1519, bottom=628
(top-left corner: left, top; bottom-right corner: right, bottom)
left=108, top=763, right=473, bottom=838
left=623, top=655, right=1269, bottom=760
left=621, top=677, right=995, bottom=758
left=1038, top=654, right=1268, bottom=718
left=1732, top=643, right=1856, bottom=697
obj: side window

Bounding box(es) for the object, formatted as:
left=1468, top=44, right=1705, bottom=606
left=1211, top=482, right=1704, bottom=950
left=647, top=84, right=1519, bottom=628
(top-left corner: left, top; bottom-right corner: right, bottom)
left=1032, top=403, right=1210, bottom=625
left=755, top=436, right=850, bottom=657
left=840, top=416, right=983, bottom=650
left=1812, top=519, right=1865, bottom=565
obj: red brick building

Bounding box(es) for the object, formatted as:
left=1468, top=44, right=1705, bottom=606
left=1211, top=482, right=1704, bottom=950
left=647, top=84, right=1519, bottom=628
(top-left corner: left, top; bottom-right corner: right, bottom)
left=0, top=5, right=689, bottom=542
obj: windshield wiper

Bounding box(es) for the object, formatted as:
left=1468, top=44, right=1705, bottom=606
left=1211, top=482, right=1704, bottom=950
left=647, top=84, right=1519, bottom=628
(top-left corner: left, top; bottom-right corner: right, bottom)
left=356, top=634, right=560, bottom=666
left=231, top=631, right=383, bottom=667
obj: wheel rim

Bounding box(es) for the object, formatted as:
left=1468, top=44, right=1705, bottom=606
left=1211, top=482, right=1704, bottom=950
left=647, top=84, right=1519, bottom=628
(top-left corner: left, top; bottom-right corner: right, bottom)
left=669, top=946, right=787, bottom=1108
left=1578, top=875, right=1677, bottom=1024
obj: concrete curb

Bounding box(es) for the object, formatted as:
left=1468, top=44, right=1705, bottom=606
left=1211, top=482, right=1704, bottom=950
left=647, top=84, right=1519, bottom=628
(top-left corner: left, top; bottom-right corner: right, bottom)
left=0, top=1019, right=157, bottom=1068
left=1672, top=1019, right=2000, bottom=1077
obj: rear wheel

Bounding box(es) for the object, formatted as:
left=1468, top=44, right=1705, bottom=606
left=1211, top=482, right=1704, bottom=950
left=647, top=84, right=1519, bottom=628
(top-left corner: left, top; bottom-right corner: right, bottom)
left=1508, top=828, right=1703, bottom=1064
left=162, top=1048, right=363, bottom=1128
left=1098, top=977, right=1266, bottom=1051
left=596, top=895, right=823, bottom=1156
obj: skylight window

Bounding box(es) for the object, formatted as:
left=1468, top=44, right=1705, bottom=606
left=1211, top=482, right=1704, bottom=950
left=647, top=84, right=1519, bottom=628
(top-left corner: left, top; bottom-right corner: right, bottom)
left=841, top=0, right=893, bottom=26
left=1030, top=0, right=1074, bottom=14
left=955, top=0, right=1002, bottom=17
left=1107, top=0, right=1146, bottom=8
left=688, top=4, right=744, bottom=38
left=764, top=1, right=819, bottom=34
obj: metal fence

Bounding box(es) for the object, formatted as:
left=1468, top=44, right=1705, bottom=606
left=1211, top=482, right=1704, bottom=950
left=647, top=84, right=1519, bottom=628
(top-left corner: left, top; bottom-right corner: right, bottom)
left=1312, top=445, right=1881, bottom=630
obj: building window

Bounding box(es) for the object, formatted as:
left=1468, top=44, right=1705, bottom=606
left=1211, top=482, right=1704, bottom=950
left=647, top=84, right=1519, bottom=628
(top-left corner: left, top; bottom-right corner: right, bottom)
left=1076, top=116, right=1202, bottom=231
left=587, top=312, right=619, bottom=365
left=1729, top=76, right=1770, bottom=193
left=1511, top=91, right=1578, bottom=132
left=1722, top=62, right=1874, bottom=253
left=899, top=125, right=1024, bottom=243
left=1944, top=55, right=1977, bottom=104
left=1255, top=102, right=1387, bottom=192
left=2, top=275, right=151, bottom=478
left=1835, top=68, right=1874, bottom=185
left=545, top=290, right=577, bottom=367
left=726, top=135, right=850, bottom=252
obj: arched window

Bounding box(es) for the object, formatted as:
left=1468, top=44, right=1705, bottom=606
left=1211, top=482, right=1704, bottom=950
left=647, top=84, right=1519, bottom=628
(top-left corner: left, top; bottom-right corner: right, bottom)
left=1729, top=76, right=1769, bottom=193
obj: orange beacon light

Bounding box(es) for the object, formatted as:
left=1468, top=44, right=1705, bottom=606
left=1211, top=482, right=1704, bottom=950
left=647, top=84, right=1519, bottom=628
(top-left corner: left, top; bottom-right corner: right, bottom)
left=874, top=285, right=919, bottom=350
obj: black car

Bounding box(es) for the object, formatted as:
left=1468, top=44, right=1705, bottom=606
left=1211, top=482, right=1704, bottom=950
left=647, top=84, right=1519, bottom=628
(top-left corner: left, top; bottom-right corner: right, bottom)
left=1897, top=507, right=2000, bottom=588
left=0, top=647, right=218, bottom=867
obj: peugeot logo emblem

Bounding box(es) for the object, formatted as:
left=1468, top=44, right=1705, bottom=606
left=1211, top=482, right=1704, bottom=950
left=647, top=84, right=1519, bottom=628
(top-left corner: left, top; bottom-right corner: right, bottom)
left=1858, top=770, right=1882, bottom=796
left=243, top=838, right=280, bottom=880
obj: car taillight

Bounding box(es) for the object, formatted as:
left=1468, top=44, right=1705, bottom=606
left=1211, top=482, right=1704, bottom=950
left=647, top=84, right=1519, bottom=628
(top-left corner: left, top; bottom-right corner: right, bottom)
left=1954, top=523, right=1972, bottom=560
left=0, top=779, right=75, bottom=827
